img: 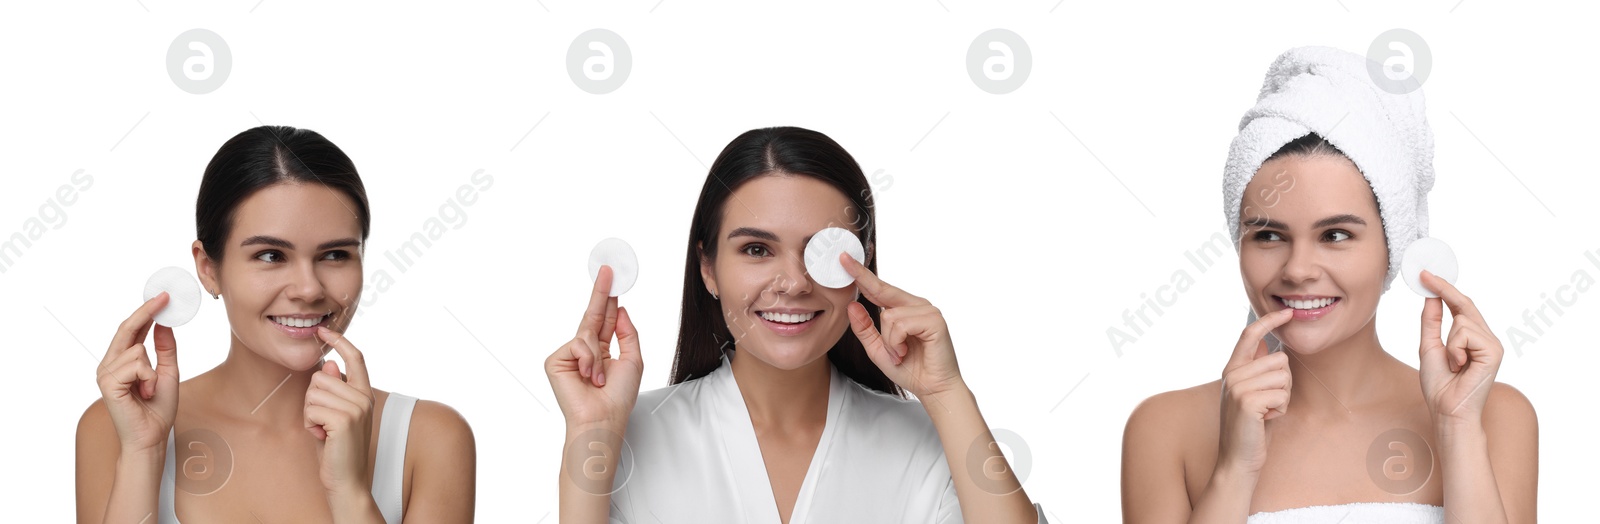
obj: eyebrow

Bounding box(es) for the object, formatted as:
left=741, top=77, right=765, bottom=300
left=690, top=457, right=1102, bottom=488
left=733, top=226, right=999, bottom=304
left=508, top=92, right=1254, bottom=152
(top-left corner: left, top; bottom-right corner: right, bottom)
left=239, top=235, right=362, bottom=251
left=727, top=227, right=779, bottom=242
left=1242, top=214, right=1367, bottom=230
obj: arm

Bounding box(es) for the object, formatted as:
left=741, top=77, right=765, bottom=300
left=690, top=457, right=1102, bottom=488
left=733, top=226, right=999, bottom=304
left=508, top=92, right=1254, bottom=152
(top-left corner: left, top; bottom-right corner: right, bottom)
left=398, top=401, right=477, bottom=523
left=1121, top=392, right=1206, bottom=524
left=837, top=255, right=1035, bottom=523
left=558, top=421, right=628, bottom=522
left=79, top=296, right=182, bottom=524
left=1437, top=384, right=1537, bottom=524
left=76, top=400, right=163, bottom=524
left=922, top=382, right=1039, bottom=523
left=548, top=266, right=645, bottom=524
left=1418, top=272, right=1537, bottom=524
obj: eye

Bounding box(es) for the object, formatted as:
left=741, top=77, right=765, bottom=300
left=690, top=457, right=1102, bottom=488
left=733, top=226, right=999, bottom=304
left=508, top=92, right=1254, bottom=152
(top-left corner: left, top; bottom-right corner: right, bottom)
left=1324, top=230, right=1352, bottom=242
left=741, top=243, right=771, bottom=258
left=254, top=250, right=284, bottom=263
left=322, top=250, right=351, bottom=261
left=1252, top=230, right=1283, bottom=242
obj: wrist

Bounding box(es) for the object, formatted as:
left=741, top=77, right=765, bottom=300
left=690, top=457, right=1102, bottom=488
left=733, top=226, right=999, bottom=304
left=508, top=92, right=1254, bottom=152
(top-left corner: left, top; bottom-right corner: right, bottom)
left=326, top=487, right=380, bottom=519
left=1208, top=461, right=1261, bottom=493
left=920, top=379, right=973, bottom=415
left=117, top=446, right=166, bottom=472
left=1434, top=418, right=1487, bottom=449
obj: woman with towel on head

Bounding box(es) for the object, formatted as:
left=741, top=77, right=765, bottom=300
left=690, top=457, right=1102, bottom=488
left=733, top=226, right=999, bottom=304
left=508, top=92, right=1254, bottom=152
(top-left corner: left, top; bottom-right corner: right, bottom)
left=1121, top=47, right=1536, bottom=523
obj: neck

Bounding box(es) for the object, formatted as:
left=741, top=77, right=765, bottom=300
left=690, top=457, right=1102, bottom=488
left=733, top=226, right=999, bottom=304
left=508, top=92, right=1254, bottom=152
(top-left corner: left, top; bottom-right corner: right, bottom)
left=207, top=333, right=324, bottom=428
left=1283, top=318, right=1404, bottom=417
left=728, top=349, right=831, bottom=431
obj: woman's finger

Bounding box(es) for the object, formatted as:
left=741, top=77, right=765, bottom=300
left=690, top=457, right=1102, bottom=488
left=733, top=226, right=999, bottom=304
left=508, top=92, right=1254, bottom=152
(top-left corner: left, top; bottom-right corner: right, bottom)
left=1421, top=270, right=1487, bottom=327
left=614, top=306, right=643, bottom=367
left=311, top=364, right=371, bottom=408
left=152, top=324, right=180, bottom=384
left=839, top=252, right=927, bottom=308
left=1230, top=309, right=1294, bottom=369
left=314, top=327, right=370, bottom=393
left=847, top=301, right=899, bottom=367
left=105, top=292, right=169, bottom=366
left=578, top=265, right=615, bottom=339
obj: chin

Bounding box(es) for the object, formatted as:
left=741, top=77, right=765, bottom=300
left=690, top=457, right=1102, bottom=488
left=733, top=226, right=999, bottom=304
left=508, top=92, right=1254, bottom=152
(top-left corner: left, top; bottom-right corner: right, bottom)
left=743, top=339, right=830, bottom=370
left=1276, top=328, right=1341, bottom=355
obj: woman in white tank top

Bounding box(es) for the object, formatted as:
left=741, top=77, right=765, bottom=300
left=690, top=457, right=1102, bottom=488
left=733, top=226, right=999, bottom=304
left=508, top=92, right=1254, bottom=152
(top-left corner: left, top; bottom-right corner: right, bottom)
left=1120, top=47, right=1537, bottom=523
left=75, top=126, right=475, bottom=523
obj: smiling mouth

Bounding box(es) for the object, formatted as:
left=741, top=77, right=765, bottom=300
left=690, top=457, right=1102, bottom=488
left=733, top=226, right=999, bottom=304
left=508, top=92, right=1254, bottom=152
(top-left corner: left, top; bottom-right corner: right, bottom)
left=757, top=310, right=821, bottom=324
left=269, top=313, right=332, bottom=328
left=1274, top=296, right=1341, bottom=310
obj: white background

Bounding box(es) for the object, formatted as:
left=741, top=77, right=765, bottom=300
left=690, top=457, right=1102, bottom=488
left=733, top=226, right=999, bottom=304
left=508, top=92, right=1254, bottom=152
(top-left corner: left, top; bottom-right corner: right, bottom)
left=2, top=0, right=1594, bottom=521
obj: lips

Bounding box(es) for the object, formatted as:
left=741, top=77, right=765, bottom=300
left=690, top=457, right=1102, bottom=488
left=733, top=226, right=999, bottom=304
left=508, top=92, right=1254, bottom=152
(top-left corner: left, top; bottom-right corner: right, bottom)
left=1273, top=295, right=1340, bottom=321
left=268, top=312, right=334, bottom=339
left=754, top=308, right=823, bottom=336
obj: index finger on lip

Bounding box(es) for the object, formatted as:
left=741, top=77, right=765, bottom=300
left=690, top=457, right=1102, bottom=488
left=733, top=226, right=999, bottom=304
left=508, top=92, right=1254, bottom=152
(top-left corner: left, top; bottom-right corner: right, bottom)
left=1232, top=308, right=1292, bottom=366
left=316, top=327, right=370, bottom=392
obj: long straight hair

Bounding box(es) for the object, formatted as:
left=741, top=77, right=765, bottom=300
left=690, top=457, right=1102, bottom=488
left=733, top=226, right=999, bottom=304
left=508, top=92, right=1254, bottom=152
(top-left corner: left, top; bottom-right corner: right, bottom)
left=671, top=127, right=900, bottom=396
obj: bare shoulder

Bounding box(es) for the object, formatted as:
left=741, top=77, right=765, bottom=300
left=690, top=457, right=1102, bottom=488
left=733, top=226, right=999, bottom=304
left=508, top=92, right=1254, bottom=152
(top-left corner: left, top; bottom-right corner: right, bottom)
left=1126, top=380, right=1221, bottom=443
left=1484, top=381, right=1537, bottom=436
left=397, top=398, right=475, bottom=459
left=75, top=398, right=115, bottom=450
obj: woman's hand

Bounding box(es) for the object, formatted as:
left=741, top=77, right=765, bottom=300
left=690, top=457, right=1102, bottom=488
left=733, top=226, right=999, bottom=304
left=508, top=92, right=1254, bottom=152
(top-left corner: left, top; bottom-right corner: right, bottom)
left=1418, top=270, right=1502, bottom=428
left=545, top=265, right=644, bottom=430
left=96, top=292, right=181, bottom=457
left=305, top=326, right=376, bottom=499
left=1215, top=307, right=1294, bottom=477
left=839, top=254, right=965, bottom=399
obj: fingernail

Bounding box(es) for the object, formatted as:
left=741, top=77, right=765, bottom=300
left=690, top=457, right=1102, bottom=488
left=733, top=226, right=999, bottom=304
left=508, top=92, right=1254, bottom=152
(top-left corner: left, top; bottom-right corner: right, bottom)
left=597, top=370, right=606, bottom=386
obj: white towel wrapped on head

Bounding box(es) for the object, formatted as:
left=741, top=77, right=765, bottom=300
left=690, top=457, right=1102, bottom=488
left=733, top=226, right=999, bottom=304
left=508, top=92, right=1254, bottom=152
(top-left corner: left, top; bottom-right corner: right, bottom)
left=1222, top=46, right=1436, bottom=293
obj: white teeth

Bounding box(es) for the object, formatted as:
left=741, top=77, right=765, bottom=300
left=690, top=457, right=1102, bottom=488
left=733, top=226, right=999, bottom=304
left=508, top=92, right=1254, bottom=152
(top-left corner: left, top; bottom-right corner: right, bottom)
left=760, top=311, right=817, bottom=324
left=271, top=314, right=328, bottom=328
left=1282, top=297, right=1336, bottom=310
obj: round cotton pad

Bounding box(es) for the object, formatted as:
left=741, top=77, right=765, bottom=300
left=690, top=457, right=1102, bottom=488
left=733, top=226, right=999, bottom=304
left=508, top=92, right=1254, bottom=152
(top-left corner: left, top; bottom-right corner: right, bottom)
left=587, top=238, right=638, bottom=297
left=143, top=266, right=201, bottom=328
left=804, top=227, right=866, bottom=289
left=1401, top=237, right=1458, bottom=298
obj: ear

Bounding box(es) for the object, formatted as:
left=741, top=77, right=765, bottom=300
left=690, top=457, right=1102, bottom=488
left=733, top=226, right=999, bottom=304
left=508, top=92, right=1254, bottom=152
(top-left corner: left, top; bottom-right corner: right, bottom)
left=193, top=240, right=220, bottom=297
left=697, top=240, right=717, bottom=297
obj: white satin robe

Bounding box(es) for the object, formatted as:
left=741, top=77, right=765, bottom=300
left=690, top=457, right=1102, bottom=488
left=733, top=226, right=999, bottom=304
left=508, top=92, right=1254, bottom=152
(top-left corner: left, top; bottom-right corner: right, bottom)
left=606, top=356, right=1046, bottom=523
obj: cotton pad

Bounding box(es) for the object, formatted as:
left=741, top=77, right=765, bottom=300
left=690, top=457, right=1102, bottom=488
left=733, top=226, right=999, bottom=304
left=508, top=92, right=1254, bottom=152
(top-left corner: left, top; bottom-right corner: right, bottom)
left=804, top=227, right=866, bottom=289
left=1401, top=237, right=1458, bottom=298
left=587, top=238, right=638, bottom=297
left=143, top=266, right=201, bottom=328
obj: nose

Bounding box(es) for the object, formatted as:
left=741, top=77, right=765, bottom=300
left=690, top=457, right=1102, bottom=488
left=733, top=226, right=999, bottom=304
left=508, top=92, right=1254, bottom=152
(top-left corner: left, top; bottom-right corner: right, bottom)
left=284, top=258, right=327, bottom=304
left=1280, top=239, right=1326, bottom=285
left=773, top=250, right=814, bottom=296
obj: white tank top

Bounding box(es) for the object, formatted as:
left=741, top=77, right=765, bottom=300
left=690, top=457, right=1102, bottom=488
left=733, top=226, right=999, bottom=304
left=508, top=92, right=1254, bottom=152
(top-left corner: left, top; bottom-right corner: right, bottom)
left=156, top=392, right=418, bottom=524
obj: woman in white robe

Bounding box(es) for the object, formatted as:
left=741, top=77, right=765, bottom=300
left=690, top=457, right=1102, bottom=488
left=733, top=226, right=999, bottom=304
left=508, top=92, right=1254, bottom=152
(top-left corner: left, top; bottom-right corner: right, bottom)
left=545, top=127, right=1047, bottom=523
